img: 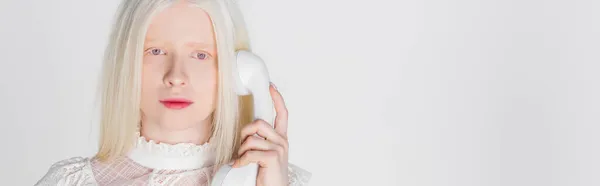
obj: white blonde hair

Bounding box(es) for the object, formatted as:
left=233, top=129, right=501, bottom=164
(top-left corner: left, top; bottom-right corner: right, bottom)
left=95, top=0, right=253, bottom=168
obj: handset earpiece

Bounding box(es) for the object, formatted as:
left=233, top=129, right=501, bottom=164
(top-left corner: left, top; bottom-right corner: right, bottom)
left=232, top=50, right=275, bottom=125
left=211, top=50, right=274, bottom=186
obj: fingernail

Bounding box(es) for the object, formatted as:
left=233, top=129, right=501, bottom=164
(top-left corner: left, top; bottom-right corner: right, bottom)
left=270, top=82, right=278, bottom=90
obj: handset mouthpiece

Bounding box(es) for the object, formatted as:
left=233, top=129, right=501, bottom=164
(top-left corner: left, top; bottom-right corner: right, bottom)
left=212, top=50, right=274, bottom=186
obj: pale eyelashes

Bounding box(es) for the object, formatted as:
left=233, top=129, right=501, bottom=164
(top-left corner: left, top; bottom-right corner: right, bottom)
left=143, top=47, right=214, bottom=61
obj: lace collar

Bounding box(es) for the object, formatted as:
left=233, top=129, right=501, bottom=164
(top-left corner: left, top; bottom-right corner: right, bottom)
left=126, top=134, right=216, bottom=170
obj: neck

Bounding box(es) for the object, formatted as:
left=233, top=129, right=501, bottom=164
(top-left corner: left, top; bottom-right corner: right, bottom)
left=140, top=116, right=213, bottom=145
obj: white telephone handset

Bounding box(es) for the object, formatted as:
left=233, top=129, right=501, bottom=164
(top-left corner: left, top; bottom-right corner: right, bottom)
left=211, top=50, right=274, bottom=186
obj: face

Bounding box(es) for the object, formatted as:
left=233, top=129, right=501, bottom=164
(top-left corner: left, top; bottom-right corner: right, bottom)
left=140, top=1, right=218, bottom=130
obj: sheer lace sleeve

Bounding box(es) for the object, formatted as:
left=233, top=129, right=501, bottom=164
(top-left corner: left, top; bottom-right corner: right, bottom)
left=35, top=157, right=96, bottom=186
left=288, top=163, right=311, bottom=186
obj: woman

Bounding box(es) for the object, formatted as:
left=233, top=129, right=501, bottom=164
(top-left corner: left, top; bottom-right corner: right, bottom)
left=35, top=0, right=310, bottom=185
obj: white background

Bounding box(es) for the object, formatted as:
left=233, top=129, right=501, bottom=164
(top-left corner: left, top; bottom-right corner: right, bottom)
left=1, top=0, right=599, bottom=185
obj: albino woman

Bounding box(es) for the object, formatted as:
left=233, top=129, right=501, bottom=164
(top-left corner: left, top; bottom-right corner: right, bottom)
left=35, top=0, right=310, bottom=185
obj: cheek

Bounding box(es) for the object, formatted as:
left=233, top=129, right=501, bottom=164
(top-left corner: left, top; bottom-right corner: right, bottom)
left=190, top=63, right=218, bottom=104
left=141, top=56, right=167, bottom=91
left=140, top=64, right=162, bottom=111
left=142, top=65, right=158, bottom=91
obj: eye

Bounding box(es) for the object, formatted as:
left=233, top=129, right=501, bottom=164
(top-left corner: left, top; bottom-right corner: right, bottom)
left=145, top=48, right=166, bottom=55
left=192, top=51, right=211, bottom=60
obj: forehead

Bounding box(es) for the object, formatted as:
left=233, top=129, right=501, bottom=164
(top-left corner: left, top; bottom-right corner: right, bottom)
left=145, top=1, right=214, bottom=45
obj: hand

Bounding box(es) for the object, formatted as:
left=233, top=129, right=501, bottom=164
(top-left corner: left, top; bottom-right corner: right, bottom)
left=233, top=82, right=289, bottom=186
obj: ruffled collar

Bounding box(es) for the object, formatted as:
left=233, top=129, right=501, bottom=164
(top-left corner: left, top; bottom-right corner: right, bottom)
left=126, top=134, right=216, bottom=170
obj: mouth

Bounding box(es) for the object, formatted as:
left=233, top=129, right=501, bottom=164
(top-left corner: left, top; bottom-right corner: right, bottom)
left=160, top=98, right=193, bottom=109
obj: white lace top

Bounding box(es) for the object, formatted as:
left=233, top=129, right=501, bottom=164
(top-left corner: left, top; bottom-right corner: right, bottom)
left=35, top=136, right=311, bottom=186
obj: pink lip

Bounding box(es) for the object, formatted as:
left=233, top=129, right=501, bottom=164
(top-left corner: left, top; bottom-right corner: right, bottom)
left=160, top=98, right=193, bottom=109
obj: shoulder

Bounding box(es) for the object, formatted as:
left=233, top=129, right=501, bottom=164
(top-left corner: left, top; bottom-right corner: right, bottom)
left=288, top=163, right=312, bottom=186
left=35, top=157, right=96, bottom=186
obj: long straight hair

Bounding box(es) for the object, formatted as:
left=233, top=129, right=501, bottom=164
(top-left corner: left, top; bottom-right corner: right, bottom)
left=95, top=0, right=253, bottom=168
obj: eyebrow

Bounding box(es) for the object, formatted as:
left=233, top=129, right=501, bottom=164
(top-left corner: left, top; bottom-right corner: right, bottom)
left=144, top=39, right=214, bottom=48
left=143, top=39, right=163, bottom=47
left=185, top=42, right=215, bottom=49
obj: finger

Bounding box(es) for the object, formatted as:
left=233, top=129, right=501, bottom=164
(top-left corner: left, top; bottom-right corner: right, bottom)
left=270, top=82, right=288, bottom=138
left=240, top=119, right=288, bottom=148
left=233, top=150, right=280, bottom=168
left=238, top=135, right=285, bottom=157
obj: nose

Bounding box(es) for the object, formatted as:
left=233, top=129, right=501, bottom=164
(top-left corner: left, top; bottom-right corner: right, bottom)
left=163, top=59, right=188, bottom=87
left=166, top=76, right=186, bottom=87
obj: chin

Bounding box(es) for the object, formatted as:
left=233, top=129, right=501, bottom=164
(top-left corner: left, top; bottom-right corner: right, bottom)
left=157, top=119, right=199, bottom=130
left=158, top=113, right=212, bottom=130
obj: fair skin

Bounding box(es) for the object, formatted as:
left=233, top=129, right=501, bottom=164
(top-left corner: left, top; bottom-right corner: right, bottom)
left=140, top=1, right=289, bottom=185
